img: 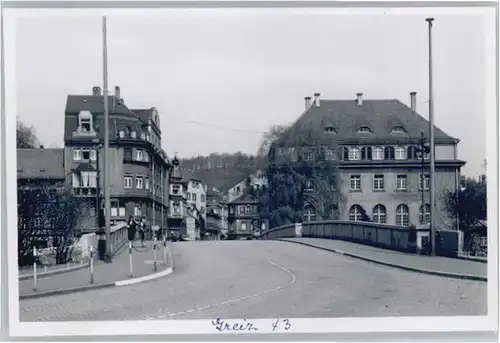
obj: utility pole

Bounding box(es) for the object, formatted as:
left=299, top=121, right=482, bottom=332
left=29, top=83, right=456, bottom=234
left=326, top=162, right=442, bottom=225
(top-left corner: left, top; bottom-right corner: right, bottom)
left=102, top=16, right=112, bottom=262
left=426, top=17, right=437, bottom=256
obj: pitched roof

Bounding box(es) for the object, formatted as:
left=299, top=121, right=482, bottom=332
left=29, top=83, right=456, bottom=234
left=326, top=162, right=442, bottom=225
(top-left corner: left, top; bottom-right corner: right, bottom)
left=65, top=95, right=136, bottom=116
left=17, top=148, right=65, bottom=179
left=228, top=189, right=259, bottom=204
left=284, top=98, right=458, bottom=145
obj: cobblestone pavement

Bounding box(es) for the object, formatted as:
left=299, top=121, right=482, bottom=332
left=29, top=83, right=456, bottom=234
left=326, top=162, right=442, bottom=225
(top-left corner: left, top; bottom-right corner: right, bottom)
left=19, top=240, right=487, bottom=321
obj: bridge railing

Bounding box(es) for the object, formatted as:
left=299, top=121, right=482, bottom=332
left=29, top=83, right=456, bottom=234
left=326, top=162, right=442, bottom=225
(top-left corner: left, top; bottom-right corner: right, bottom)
left=109, top=221, right=129, bottom=255
left=256, top=221, right=432, bottom=254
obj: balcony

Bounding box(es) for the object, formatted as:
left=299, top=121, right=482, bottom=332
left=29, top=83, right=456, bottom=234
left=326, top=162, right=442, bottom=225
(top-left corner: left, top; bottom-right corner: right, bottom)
left=73, top=187, right=97, bottom=196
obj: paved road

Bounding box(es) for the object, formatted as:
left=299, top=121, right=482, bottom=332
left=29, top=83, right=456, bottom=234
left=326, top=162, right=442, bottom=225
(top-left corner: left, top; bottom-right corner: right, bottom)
left=19, top=240, right=487, bottom=321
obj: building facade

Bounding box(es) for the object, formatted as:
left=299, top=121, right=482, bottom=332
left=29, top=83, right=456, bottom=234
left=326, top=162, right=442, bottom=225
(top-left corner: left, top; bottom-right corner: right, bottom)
left=63, top=86, right=171, bottom=232
left=282, top=92, right=465, bottom=229
left=186, top=178, right=207, bottom=224
left=167, top=156, right=187, bottom=236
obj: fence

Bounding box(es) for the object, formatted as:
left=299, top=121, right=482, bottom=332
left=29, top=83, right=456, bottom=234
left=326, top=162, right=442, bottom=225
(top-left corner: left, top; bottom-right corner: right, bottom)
left=257, top=220, right=432, bottom=254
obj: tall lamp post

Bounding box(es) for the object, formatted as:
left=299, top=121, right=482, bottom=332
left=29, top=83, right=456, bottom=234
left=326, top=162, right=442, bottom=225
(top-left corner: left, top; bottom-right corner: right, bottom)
left=426, top=17, right=437, bottom=256
left=416, top=132, right=430, bottom=240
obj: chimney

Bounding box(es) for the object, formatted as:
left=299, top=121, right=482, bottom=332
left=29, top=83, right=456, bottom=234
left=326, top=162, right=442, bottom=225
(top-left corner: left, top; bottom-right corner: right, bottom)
left=356, top=93, right=363, bottom=106
left=305, top=96, right=312, bottom=109
left=92, top=86, right=101, bottom=96
left=115, top=86, right=121, bottom=100
left=410, top=91, right=417, bottom=111
left=313, top=93, right=321, bottom=107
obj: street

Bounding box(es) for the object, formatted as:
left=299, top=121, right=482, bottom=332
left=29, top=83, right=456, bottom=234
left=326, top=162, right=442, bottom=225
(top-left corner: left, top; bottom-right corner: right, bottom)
left=19, top=240, right=487, bottom=321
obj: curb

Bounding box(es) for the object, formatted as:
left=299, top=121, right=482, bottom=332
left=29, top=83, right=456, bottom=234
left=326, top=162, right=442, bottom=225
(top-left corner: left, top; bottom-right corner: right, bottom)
left=456, top=255, right=488, bottom=264
left=20, top=248, right=176, bottom=300
left=19, top=263, right=89, bottom=281
left=278, top=239, right=487, bottom=282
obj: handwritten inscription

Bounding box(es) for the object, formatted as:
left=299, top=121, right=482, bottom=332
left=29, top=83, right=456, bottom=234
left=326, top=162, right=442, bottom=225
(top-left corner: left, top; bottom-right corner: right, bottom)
left=212, top=318, right=259, bottom=332
left=271, top=318, right=292, bottom=331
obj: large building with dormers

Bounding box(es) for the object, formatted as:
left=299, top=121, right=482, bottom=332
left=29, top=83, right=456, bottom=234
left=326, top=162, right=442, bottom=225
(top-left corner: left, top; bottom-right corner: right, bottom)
left=288, top=92, right=466, bottom=229
left=63, top=86, right=171, bottom=232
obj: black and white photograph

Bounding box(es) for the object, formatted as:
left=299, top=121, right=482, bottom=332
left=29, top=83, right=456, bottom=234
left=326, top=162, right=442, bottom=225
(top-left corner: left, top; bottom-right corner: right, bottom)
left=1, top=2, right=498, bottom=339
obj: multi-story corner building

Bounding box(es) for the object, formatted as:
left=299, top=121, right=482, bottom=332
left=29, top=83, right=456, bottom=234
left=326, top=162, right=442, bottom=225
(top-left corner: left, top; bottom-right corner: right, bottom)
left=280, top=92, right=466, bottom=229
left=63, top=86, right=171, bottom=232
left=167, top=156, right=187, bottom=235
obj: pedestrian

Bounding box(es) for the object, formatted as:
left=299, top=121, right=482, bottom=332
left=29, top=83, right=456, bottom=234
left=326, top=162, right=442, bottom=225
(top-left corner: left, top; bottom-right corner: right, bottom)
left=127, top=215, right=137, bottom=242
left=138, top=217, right=146, bottom=247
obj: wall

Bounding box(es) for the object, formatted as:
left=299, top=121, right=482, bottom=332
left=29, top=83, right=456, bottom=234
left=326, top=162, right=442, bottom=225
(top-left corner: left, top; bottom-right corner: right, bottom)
left=435, top=144, right=455, bottom=160
left=338, top=166, right=458, bottom=228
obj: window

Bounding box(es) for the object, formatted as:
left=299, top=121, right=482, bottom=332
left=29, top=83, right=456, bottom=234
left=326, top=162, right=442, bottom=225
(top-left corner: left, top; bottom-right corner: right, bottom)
left=324, top=127, right=337, bottom=134
left=395, top=204, right=410, bottom=226
left=173, top=202, right=181, bottom=214
left=384, top=146, right=395, bottom=160
left=187, top=192, right=191, bottom=200
left=134, top=204, right=142, bottom=217
left=372, top=147, right=384, bottom=160
left=304, top=150, right=313, bottom=161
left=348, top=147, right=361, bottom=161
left=81, top=149, right=90, bottom=160
left=395, top=146, right=407, bottom=160
left=73, top=149, right=82, bottom=161
left=119, top=130, right=125, bottom=138
left=78, top=111, right=92, bottom=132
left=241, top=222, right=247, bottom=231
left=192, top=193, right=197, bottom=201
left=145, top=178, right=150, bottom=190
left=140, top=132, right=146, bottom=140
left=90, top=149, right=97, bottom=161
left=172, top=185, right=180, bottom=195
left=372, top=205, right=387, bottom=224
left=349, top=175, right=361, bottom=191
left=135, top=149, right=143, bottom=161
left=373, top=174, right=385, bottom=191
left=200, top=207, right=205, bottom=214
left=72, top=172, right=82, bottom=187
left=419, top=204, right=431, bottom=225
left=305, top=180, right=315, bottom=191
left=246, top=205, right=251, bottom=214
left=349, top=205, right=363, bottom=221
left=420, top=174, right=430, bottom=190
left=136, top=176, right=143, bottom=189
left=144, top=152, right=150, bottom=162
left=131, top=131, right=137, bottom=139
left=357, top=126, right=372, bottom=134
left=391, top=126, right=406, bottom=134
left=239, top=206, right=245, bottom=214
left=396, top=174, right=408, bottom=191
left=201, top=195, right=205, bottom=202
left=124, top=176, right=133, bottom=189
left=303, top=206, right=316, bottom=222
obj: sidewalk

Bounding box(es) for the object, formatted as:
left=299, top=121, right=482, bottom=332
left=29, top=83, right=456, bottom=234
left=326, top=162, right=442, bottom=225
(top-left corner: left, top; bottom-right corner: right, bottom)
left=280, top=238, right=487, bottom=281
left=19, top=240, right=172, bottom=298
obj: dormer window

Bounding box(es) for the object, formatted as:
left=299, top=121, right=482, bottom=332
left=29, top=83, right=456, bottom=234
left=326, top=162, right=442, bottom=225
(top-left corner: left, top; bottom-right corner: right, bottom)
left=391, top=126, right=406, bottom=134
left=324, top=127, right=337, bottom=134
left=357, top=126, right=372, bottom=134
left=131, top=131, right=136, bottom=139
left=140, top=132, right=146, bottom=140
left=119, top=130, right=125, bottom=138
left=77, top=110, right=94, bottom=134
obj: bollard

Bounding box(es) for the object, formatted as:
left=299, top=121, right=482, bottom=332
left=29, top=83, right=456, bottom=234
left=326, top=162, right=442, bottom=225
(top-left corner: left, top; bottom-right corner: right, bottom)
left=163, top=236, right=167, bottom=264
left=67, top=262, right=70, bottom=269
left=153, top=236, right=157, bottom=272
left=129, top=241, right=133, bottom=278
left=89, top=245, right=94, bottom=284
left=44, top=265, right=47, bottom=274
left=33, top=247, right=37, bottom=292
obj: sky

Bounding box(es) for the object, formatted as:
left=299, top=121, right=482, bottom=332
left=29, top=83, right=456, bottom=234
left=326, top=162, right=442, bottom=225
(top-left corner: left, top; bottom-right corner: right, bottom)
left=15, top=9, right=491, bottom=177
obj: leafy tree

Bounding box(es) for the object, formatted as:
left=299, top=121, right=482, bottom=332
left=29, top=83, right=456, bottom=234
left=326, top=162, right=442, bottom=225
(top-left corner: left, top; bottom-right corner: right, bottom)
left=17, top=118, right=39, bottom=149
left=442, top=177, right=487, bottom=234
left=258, top=124, right=343, bottom=228
left=17, top=182, right=82, bottom=266
left=358, top=206, right=372, bottom=222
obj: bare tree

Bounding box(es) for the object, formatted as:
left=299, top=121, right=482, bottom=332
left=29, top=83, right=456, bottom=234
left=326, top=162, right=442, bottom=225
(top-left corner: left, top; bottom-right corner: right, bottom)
left=258, top=124, right=343, bottom=227
left=17, top=118, right=39, bottom=149
left=17, top=182, right=82, bottom=266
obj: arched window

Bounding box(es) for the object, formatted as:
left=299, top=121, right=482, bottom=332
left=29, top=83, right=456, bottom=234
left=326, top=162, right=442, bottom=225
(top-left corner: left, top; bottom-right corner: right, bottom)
left=395, top=146, right=407, bottom=160
left=303, top=206, right=316, bottom=222
left=349, top=205, right=363, bottom=222
left=384, top=146, right=395, bottom=160
left=372, top=146, right=384, bottom=160
left=357, top=126, right=372, bottom=134
left=348, top=147, right=361, bottom=161
left=372, top=205, right=387, bottom=224
left=419, top=204, right=431, bottom=225
left=395, top=204, right=410, bottom=226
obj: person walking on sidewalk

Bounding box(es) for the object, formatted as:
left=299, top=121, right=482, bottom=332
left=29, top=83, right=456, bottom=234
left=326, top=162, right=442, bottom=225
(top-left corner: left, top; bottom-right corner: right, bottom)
left=138, top=217, right=146, bottom=247
left=127, top=215, right=137, bottom=242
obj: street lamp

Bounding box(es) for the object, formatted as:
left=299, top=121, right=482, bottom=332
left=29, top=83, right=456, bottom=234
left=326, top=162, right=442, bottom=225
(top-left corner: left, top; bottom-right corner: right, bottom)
left=416, top=132, right=430, bottom=231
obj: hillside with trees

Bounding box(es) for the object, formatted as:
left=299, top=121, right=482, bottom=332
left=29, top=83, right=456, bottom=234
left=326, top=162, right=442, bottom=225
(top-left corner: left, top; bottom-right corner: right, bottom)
left=179, top=152, right=267, bottom=193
